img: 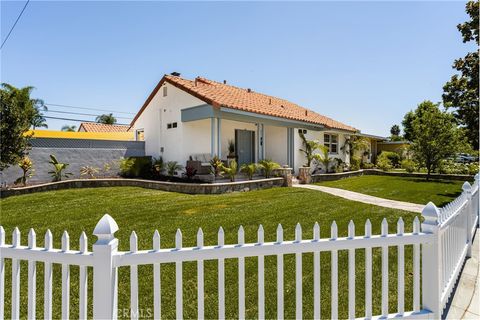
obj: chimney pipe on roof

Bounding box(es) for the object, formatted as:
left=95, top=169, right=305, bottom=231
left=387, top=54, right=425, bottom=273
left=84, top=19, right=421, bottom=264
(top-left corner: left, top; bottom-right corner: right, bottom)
left=247, top=88, right=251, bottom=93
left=223, top=80, right=227, bottom=84
left=305, top=110, right=308, bottom=116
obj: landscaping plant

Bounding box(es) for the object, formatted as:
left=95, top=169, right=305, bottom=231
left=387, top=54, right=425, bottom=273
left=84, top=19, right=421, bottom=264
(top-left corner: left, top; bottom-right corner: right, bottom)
left=258, top=159, right=280, bottom=178
left=119, top=157, right=153, bottom=178
left=184, top=165, right=197, bottom=180
left=319, top=146, right=333, bottom=173
left=166, top=161, right=183, bottom=176
left=220, top=159, right=238, bottom=182
left=153, top=157, right=165, bottom=176
left=240, top=162, right=257, bottom=180
left=15, top=156, right=34, bottom=186
left=342, top=135, right=371, bottom=164
left=377, top=152, right=393, bottom=171
left=48, top=154, right=72, bottom=182
left=209, top=156, right=223, bottom=177
left=227, top=139, right=235, bottom=157
left=80, top=166, right=99, bottom=179
left=298, top=131, right=323, bottom=167
left=401, top=159, right=416, bottom=173
left=350, top=156, right=361, bottom=171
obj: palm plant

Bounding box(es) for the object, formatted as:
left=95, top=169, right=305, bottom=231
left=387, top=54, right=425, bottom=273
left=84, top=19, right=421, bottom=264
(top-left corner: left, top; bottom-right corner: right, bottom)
left=240, top=163, right=257, bottom=180
left=61, top=125, right=77, bottom=132
left=48, top=155, right=72, bottom=182
left=258, top=159, right=280, bottom=178
left=220, top=159, right=238, bottom=182
left=342, top=135, right=371, bottom=163
left=209, top=156, right=223, bottom=177
left=15, top=156, right=34, bottom=186
left=95, top=113, right=117, bottom=125
left=153, top=157, right=165, bottom=175
left=319, top=146, right=333, bottom=173
left=166, top=161, right=183, bottom=176
left=299, top=132, right=323, bottom=167
left=80, top=166, right=99, bottom=178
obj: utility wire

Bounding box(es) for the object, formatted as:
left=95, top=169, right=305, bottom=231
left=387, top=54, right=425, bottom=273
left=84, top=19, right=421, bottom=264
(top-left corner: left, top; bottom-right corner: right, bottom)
left=0, top=0, right=30, bottom=50
left=45, top=109, right=132, bottom=120
left=45, top=103, right=136, bottom=115
left=43, top=115, right=129, bottom=126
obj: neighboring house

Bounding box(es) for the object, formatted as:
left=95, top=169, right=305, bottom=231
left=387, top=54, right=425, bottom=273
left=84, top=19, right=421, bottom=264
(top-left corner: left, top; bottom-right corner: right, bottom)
left=78, top=122, right=132, bottom=133
left=131, top=74, right=372, bottom=173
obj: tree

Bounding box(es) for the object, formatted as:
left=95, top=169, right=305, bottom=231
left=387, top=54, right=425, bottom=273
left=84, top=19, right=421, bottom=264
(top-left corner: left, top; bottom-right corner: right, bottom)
left=61, top=125, right=77, bottom=132
left=409, top=101, right=466, bottom=180
left=442, top=0, right=479, bottom=149
left=298, top=131, right=323, bottom=167
left=31, top=104, right=48, bottom=129
left=390, top=124, right=401, bottom=136
left=0, top=83, right=40, bottom=170
left=96, top=113, right=117, bottom=124
left=402, top=111, right=416, bottom=142
left=342, top=135, right=370, bottom=163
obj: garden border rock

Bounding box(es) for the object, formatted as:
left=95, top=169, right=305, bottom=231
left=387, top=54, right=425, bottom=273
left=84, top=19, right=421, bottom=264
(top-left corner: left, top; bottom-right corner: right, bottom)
left=0, top=177, right=285, bottom=198
left=311, top=169, right=474, bottom=183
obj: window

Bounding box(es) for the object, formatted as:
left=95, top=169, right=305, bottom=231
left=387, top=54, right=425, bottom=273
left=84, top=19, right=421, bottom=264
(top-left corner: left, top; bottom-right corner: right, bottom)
left=136, top=129, right=144, bottom=141
left=163, top=86, right=168, bottom=97
left=172, top=122, right=177, bottom=128
left=167, top=122, right=178, bottom=129
left=324, top=133, right=338, bottom=154
left=167, top=123, right=172, bottom=129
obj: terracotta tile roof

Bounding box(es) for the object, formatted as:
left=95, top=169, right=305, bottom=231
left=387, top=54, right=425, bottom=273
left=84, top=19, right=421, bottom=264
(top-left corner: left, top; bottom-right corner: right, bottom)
left=132, top=75, right=357, bottom=132
left=78, top=122, right=131, bottom=132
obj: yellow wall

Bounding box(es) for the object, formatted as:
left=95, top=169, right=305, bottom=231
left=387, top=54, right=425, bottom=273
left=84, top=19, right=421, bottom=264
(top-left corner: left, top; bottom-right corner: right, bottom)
left=377, top=142, right=409, bottom=154
left=26, top=130, right=134, bottom=141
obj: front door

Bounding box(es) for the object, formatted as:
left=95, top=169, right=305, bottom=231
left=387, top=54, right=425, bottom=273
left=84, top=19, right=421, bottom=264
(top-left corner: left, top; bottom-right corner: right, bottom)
left=235, top=129, right=255, bottom=165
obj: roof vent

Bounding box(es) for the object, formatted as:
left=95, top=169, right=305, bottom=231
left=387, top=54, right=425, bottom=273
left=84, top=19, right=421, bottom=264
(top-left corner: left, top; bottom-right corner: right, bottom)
left=305, top=110, right=308, bottom=116
left=269, top=98, right=272, bottom=105
left=170, top=72, right=181, bottom=76
left=223, top=80, right=227, bottom=84
left=247, top=88, right=252, bottom=93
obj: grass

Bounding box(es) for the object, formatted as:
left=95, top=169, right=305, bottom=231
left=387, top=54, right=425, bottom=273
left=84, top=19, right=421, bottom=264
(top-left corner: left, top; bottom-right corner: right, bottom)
left=1, top=186, right=420, bottom=319
left=317, top=175, right=466, bottom=207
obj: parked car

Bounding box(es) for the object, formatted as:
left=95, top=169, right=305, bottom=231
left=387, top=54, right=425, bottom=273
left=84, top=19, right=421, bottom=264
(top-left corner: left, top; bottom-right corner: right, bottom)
left=455, top=153, right=477, bottom=163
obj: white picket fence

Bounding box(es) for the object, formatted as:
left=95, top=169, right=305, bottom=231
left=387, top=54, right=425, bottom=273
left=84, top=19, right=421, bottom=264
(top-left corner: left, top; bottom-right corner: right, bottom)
left=0, top=174, right=478, bottom=319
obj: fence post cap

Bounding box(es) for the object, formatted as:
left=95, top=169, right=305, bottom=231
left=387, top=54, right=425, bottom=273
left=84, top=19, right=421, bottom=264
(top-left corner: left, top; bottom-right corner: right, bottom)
left=93, top=214, right=118, bottom=243
left=422, top=202, right=440, bottom=226
left=462, top=181, right=472, bottom=192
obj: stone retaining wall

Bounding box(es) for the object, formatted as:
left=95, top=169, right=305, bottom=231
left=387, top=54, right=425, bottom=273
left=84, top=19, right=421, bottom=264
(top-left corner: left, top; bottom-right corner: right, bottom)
left=311, top=169, right=474, bottom=182
left=0, top=177, right=285, bottom=198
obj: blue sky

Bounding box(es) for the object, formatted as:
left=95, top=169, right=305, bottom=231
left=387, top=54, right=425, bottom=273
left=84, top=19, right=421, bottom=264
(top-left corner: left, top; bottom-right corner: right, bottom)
left=1, top=1, right=475, bottom=136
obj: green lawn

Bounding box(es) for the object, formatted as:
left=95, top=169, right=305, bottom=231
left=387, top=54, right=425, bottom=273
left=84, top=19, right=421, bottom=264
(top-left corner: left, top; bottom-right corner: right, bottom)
left=317, top=175, right=467, bottom=207
left=1, top=187, right=419, bottom=319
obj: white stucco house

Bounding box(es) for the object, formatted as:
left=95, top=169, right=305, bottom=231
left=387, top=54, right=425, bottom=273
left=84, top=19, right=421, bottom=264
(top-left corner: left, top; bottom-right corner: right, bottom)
left=131, top=74, right=376, bottom=173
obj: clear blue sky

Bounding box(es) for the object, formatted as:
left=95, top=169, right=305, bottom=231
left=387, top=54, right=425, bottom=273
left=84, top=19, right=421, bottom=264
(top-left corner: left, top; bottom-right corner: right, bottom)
left=1, top=1, right=475, bottom=136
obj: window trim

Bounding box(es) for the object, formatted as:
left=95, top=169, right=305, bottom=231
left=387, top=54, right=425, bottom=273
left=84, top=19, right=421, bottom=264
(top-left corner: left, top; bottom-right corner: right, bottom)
left=324, top=133, right=339, bottom=154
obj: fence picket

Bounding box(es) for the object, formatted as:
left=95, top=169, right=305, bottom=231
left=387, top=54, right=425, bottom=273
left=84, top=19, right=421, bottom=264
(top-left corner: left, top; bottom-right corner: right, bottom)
left=348, top=221, right=355, bottom=319
left=44, top=230, right=53, bottom=320
left=413, top=217, right=420, bottom=312
left=62, top=231, right=71, bottom=320
left=11, top=228, right=20, bottom=320
left=365, top=219, right=372, bottom=319
left=175, top=229, right=183, bottom=319
left=0, top=226, right=4, bottom=320
left=331, top=221, right=338, bottom=320
left=196, top=229, right=202, bottom=320
left=295, top=223, right=302, bottom=320
left=276, top=224, right=284, bottom=320
left=397, top=218, right=405, bottom=315
left=130, top=231, right=139, bottom=320
left=28, top=229, right=37, bottom=320
left=238, top=226, right=245, bottom=320
left=153, top=230, right=161, bottom=320
left=381, top=219, right=389, bottom=317
left=313, top=222, right=321, bottom=320
left=258, top=225, right=265, bottom=319
left=79, top=232, right=88, bottom=320
left=218, top=227, right=225, bottom=320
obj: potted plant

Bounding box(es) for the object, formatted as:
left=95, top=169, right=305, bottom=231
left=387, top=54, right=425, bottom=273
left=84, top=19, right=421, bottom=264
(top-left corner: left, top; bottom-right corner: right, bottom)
left=227, top=140, right=236, bottom=161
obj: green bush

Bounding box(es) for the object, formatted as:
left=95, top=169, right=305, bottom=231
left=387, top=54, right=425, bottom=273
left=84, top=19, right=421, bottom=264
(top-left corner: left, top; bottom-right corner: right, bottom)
left=350, top=156, right=361, bottom=171
left=360, top=162, right=375, bottom=169
left=401, top=159, right=416, bottom=173
left=377, top=153, right=392, bottom=171
left=379, top=151, right=401, bottom=168
left=119, top=156, right=152, bottom=178
left=467, top=163, right=479, bottom=175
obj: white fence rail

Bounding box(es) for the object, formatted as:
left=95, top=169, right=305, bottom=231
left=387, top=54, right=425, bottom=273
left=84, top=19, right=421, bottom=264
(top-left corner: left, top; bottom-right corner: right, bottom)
left=0, top=174, right=478, bottom=319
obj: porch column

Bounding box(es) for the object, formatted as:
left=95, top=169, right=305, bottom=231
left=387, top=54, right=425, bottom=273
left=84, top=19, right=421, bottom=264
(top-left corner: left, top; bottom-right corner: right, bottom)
left=217, top=118, right=222, bottom=159
left=287, top=128, right=295, bottom=170
left=210, top=118, right=215, bottom=157
left=257, top=123, right=264, bottom=161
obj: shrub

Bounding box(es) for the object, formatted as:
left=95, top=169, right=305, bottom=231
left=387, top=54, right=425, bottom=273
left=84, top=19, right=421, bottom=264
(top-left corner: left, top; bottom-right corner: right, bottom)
left=119, top=156, right=152, bottom=178
left=209, top=156, right=223, bottom=177
left=361, top=162, right=375, bottom=169
left=80, top=166, right=99, bottom=178
left=220, top=159, right=238, bottom=182
left=152, top=157, right=165, bottom=176
left=379, top=151, right=401, bottom=168
left=15, top=156, right=34, bottom=186
left=166, top=161, right=183, bottom=177
left=377, top=153, right=392, bottom=171
left=258, top=159, right=280, bottom=178
left=48, top=155, right=72, bottom=182
left=401, top=159, right=416, bottom=173
left=240, top=163, right=257, bottom=180
left=439, top=160, right=478, bottom=175
left=350, top=156, right=361, bottom=171
left=467, top=163, right=479, bottom=176
left=334, top=158, right=345, bottom=173
left=183, top=165, right=197, bottom=180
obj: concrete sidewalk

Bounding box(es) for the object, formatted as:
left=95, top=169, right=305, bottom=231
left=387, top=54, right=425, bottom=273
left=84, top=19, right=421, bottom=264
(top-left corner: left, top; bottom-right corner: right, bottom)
left=445, top=230, right=480, bottom=319
left=293, top=184, right=425, bottom=213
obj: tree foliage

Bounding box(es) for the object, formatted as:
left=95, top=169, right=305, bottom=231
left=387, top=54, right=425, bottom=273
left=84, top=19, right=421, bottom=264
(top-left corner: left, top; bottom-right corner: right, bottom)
left=390, top=124, right=401, bottom=137
left=96, top=113, right=117, bottom=124
left=61, top=125, right=77, bottom=132
left=442, top=0, right=479, bottom=149
left=409, top=101, right=466, bottom=179
left=0, top=83, right=43, bottom=170
left=298, top=131, right=325, bottom=167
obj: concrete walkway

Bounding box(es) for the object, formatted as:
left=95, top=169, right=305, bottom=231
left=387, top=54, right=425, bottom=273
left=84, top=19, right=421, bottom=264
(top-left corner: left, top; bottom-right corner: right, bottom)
left=445, top=229, right=479, bottom=319
left=293, top=184, right=425, bottom=213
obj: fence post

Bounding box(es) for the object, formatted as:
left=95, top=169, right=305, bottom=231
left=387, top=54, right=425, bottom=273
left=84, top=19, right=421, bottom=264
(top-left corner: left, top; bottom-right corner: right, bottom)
left=462, top=181, right=473, bottom=258
left=475, top=174, right=480, bottom=227
left=421, top=202, right=441, bottom=318
left=93, top=214, right=119, bottom=319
